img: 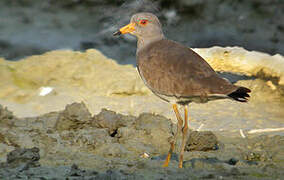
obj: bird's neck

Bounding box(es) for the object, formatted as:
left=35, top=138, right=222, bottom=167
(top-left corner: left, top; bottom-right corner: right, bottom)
left=137, top=34, right=165, bottom=53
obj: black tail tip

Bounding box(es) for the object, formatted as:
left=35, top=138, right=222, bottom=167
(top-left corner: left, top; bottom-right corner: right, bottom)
left=228, top=87, right=251, bottom=102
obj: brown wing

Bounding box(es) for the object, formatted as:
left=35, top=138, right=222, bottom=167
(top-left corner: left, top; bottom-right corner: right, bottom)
left=137, top=39, right=238, bottom=97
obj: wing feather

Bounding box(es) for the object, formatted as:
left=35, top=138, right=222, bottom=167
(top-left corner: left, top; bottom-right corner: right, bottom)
left=137, top=39, right=237, bottom=97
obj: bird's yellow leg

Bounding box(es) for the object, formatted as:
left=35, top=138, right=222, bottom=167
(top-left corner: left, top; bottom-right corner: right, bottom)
left=163, top=104, right=183, bottom=167
left=178, top=105, right=189, bottom=168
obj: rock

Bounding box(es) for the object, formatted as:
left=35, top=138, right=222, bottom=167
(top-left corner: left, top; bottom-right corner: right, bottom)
left=26, top=111, right=61, bottom=131
left=186, top=130, right=219, bottom=151
left=55, top=102, right=92, bottom=131
left=122, top=113, right=173, bottom=154
left=68, top=164, right=98, bottom=177
left=91, top=108, right=135, bottom=136
left=90, top=110, right=173, bottom=155
left=0, top=104, right=16, bottom=127
left=70, top=128, right=114, bottom=150
left=0, top=49, right=149, bottom=103
left=194, top=47, right=284, bottom=86
left=5, top=147, right=40, bottom=168
left=243, top=151, right=265, bottom=162
left=0, top=132, right=19, bottom=147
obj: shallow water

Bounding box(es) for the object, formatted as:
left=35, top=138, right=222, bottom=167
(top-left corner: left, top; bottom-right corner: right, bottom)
left=1, top=1, right=283, bottom=64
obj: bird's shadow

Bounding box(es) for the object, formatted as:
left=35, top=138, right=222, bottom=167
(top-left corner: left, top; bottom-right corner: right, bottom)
left=151, top=155, right=258, bottom=168
left=151, top=153, right=179, bottom=162
left=217, top=72, right=256, bottom=84
left=183, top=157, right=258, bottom=167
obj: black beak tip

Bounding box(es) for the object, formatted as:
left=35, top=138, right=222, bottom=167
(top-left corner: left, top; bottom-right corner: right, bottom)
left=113, top=30, right=121, bottom=36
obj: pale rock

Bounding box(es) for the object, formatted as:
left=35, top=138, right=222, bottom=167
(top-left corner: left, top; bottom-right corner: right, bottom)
left=0, top=47, right=283, bottom=132
left=194, top=46, right=284, bottom=85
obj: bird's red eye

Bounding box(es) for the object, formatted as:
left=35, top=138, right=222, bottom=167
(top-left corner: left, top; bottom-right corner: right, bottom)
left=140, top=19, right=148, bottom=25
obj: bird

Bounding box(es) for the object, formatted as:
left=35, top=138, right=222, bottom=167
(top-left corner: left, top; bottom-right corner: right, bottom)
left=113, top=12, right=251, bottom=168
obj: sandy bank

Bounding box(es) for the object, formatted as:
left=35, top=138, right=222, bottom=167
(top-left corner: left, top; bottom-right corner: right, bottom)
left=0, top=47, right=283, bottom=132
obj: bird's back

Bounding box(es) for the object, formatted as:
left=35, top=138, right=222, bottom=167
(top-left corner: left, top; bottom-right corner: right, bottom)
left=137, top=39, right=239, bottom=103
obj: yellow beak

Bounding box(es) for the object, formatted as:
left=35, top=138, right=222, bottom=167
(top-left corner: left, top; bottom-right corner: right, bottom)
left=113, top=23, right=136, bottom=36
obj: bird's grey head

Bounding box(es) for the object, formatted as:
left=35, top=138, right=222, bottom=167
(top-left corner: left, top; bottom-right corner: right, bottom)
left=113, top=12, right=164, bottom=39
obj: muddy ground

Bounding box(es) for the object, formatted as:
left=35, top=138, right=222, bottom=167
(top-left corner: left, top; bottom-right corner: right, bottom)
left=0, top=102, right=283, bottom=179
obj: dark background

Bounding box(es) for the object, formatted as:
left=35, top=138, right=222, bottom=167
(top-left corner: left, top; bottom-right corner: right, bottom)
left=0, top=0, right=283, bottom=64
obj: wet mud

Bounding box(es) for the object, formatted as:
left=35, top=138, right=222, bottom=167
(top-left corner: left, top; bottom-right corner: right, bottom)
left=0, top=102, right=283, bottom=179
